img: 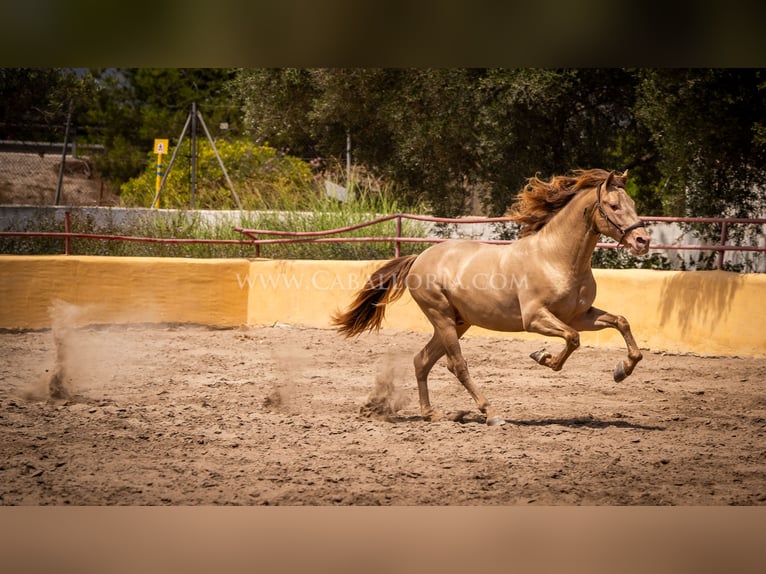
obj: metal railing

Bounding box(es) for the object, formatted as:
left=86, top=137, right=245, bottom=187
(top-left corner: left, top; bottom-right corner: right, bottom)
left=632, top=216, right=766, bottom=269
left=2, top=212, right=765, bottom=270
left=0, top=212, right=249, bottom=255
left=235, top=214, right=766, bottom=269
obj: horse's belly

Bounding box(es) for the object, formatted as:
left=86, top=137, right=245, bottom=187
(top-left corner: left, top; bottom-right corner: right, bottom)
left=451, top=292, right=525, bottom=332
left=472, top=314, right=526, bottom=332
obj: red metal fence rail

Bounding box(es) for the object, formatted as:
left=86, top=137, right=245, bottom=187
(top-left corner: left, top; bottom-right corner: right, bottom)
left=1, top=212, right=765, bottom=270
left=0, top=212, right=250, bottom=254
left=235, top=214, right=766, bottom=269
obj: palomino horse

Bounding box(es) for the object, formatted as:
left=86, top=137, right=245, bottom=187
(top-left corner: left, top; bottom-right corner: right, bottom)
left=332, top=169, right=651, bottom=426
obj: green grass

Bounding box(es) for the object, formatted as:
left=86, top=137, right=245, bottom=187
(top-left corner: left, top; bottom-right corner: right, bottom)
left=0, top=192, right=432, bottom=259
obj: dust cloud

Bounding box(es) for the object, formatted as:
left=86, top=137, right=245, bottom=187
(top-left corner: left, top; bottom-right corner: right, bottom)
left=19, top=300, right=153, bottom=402
left=262, top=344, right=308, bottom=413
left=359, top=353, right=410, bottom=421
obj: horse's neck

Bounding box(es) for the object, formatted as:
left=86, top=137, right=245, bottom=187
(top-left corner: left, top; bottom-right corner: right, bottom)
left=533, top=188, right=600, bottom=277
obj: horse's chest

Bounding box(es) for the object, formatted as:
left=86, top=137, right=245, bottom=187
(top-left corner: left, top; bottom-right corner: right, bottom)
left=544, top=278, right=596, bottom=319
left=574, top=281, right=596, bottom=311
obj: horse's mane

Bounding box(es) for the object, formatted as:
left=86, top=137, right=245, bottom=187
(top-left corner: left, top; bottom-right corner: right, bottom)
left=506, top=168, right=626, bottom=237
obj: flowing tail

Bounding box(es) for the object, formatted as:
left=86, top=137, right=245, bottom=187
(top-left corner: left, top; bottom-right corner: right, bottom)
left=332, top=255, right=418, bottom=337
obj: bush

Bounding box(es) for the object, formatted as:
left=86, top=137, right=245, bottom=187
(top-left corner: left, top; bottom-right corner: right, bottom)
left=120, top=139, right=319, bottom=210
left=591, top=244, right=671, bottom=270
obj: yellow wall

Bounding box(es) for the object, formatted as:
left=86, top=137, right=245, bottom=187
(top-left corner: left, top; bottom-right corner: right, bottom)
left=577, top=269, right=766, bottom=357
left=0, top=255, right=250, bottom=329
left=246, top=260, right=766, bottom=357
left=2, top=255, right=764, bottom=357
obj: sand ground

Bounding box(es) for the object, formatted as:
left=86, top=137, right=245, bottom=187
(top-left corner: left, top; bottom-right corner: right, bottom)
left=1, top=316, right=764, bottom=506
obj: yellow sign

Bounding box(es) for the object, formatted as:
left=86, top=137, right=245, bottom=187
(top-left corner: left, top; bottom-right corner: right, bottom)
left=152, top=139, right=169, bottom=208
left=153, top=138, right=169, bottom=154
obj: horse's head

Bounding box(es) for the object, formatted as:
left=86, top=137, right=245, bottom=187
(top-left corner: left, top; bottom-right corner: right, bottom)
left=593, top=170, right=651, bottom=256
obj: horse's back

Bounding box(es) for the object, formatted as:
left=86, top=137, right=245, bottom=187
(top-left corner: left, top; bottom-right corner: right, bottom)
left=408, top=240, right=527, bottom=331
left=413, top=239, right=495, bottom=266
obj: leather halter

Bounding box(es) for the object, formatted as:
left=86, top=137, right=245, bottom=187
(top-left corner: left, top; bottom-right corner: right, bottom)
left=593, top=180, right=646, bottom=244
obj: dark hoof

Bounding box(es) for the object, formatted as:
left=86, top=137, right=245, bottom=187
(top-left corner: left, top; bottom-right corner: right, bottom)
left=613, top=361, right=627, bottom=383
left=486, top=415, right=506, bottom=427
left=530, top=349, right=550, bottom=365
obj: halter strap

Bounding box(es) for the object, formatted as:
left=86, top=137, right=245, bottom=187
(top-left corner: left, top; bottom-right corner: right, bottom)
left=594, top=181, right=645, bottom=244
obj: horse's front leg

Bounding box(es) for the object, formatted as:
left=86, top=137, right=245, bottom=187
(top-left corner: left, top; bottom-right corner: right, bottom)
left=525, top=308, right=581, bottom=372
left=571, top=306, right=643, bottom=382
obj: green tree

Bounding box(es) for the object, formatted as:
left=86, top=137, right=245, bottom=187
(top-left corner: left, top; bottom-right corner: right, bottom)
left=0, top=68, right=96, bottom=141
left=233, top=68, right=483, bottom=215
left=364, top=68, right=483, bottom=215
left=230, top=68, right=319, bottom=158
left=80, top=68, right=238, bottom=186
left=309, top=68, right=483, bottom=215
left=232, top=68, right=663, bottom=216
left=475, top=69, right=657, bottom=215
left=635, top=69, right=766, bottom=218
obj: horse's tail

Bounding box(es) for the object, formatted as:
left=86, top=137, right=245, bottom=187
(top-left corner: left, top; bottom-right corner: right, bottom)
left=332, top=254, right=418, bottom=337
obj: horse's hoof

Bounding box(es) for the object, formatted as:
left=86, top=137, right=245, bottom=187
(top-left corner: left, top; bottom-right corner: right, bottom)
left=530, top=349, right=550, bottom=365
left=486, top=415, right=506, bottom=427
left=613, top=361, right=627, bottom=383
left=423, top=410, right=446, bottom=422
left=447, top=410, right=469, bottom=423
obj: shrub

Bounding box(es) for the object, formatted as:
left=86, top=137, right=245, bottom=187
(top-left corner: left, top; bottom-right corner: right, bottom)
left=120, top=139, right=319, bottom=210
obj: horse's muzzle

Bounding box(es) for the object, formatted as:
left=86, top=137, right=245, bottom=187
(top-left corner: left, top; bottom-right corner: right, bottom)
left=625, top=229, right=651, bottom=256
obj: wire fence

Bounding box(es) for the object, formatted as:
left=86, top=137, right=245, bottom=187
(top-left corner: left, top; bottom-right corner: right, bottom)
left=0, top=144, right=111, bottom=206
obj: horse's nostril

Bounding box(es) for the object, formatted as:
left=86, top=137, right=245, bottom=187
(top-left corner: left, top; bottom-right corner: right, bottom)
left=636, top=236, right=648, bottom=245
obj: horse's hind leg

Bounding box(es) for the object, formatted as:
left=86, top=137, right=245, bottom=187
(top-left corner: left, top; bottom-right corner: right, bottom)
left=413, top=333, right=449, bottom=422
left=414, top=320, right=503, bottom=426
left=443, top=330, right=505, bottom=426
left=413, top=322, right=471, bottom=421
left=427, top=317, right=504, bottom=426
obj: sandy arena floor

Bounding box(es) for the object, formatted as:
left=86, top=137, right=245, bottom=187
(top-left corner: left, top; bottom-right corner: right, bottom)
left=1, top=319, right=765, bottom=505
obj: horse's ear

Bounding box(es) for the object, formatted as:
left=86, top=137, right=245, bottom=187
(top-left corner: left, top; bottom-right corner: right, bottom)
left=617, top=169, right=628, bottom=187
left=604, top=170, right=615, bottom=189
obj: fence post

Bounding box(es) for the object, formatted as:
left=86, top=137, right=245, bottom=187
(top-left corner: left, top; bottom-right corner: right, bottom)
left=395, top=215, right=402, bottom=258
left=717, top=220, right=728, bottom=270
left=64, top=211, right=71, bottom=255
left=54, top=99, right=74, bottom=206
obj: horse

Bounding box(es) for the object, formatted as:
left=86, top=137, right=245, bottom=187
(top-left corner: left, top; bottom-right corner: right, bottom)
left=332, top=169, right=651, bottom=426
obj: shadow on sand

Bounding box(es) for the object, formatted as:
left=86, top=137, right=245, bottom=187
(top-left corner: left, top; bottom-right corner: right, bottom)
left=382, top=412, right=665, bottom=430
left=504, top=417, right=666, bottom=431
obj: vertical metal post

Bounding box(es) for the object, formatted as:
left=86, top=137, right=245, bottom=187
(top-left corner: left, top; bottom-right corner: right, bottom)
left=151, top=113, right=192, bottom=209
left=717, top=220, right=728, bottom=270
left=190, top=102, right=197, bottom=208
left=64, top=211, right=71, bottom=255
left=153, top=149, right=164, bottom=208
left=196, top=109, right=243, bottom=209
left=346, top=129, right=351, bottom=195
left=54, top=99, right=74, bottom=205
left=395, top=215, right=402, bottom=258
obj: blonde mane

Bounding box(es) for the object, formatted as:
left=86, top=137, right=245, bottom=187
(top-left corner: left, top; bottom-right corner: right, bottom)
left=507, top=168, right=626, bottom=237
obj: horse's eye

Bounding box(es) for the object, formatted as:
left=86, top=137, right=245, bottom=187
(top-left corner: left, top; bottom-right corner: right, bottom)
left=609, top=203, right=620, bottom=211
